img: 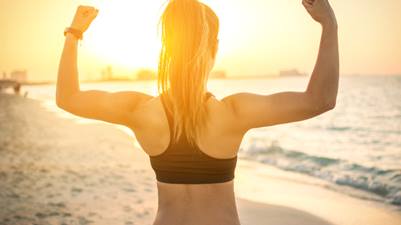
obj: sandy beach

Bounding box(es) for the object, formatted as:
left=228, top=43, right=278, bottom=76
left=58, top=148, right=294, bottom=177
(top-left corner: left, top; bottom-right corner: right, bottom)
left=1, top=93, right=400, bottom=225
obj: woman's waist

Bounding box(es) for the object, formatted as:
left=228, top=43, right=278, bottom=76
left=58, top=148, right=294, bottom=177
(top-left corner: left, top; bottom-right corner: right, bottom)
left=153, top=210, right=241, bottom=225
left=156, top=180, right=238, bottom=210
left=157, top=194, right=238, bottom=211
left=154, top=198, right=240, bottom=225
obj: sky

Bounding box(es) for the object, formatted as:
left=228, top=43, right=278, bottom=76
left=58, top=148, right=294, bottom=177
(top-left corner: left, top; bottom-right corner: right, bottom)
left=1, top=0, right=401, bottom=82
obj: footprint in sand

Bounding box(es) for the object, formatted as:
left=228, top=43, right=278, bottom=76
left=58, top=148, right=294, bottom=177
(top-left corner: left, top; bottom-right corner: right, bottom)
left=48, top=212, right=60, bottom=217
left=48, top=202, right=66, bottom=208
left=62, top=212, right=72, bottom=217
left=78, top=216, right=93, bottom=225
left=123, top=205, right=132, bottom=212
left=71, top=187, right=83, bottom=193
left=87, top=212, right=98, bottom=217
left=35, top=212, right=47, bottom=219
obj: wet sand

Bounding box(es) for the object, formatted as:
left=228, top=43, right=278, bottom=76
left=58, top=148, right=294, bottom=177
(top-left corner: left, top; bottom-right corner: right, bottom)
left=1, top=93, right=399, bottom=225
left=1, top=94, right=157, bottom=225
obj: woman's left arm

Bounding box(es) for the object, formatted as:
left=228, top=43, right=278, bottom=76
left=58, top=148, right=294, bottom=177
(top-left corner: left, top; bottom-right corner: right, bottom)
left=56, top=5, right=152, bottom=126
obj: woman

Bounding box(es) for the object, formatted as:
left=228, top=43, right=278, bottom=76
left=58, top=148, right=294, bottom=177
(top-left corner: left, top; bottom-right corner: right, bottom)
left=56, top=0, right=338, bottom=224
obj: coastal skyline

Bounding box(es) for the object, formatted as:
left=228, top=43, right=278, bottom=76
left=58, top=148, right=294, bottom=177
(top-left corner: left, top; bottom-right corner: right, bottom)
left=1, top=0, right=401, bottom=81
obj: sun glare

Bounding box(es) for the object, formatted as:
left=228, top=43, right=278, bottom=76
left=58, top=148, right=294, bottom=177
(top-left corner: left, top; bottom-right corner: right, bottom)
left=74, top=0, right=281, bottom=76
left=80, top=0, right=247, bottom=74
left=83, top=1, right=164, bottom=72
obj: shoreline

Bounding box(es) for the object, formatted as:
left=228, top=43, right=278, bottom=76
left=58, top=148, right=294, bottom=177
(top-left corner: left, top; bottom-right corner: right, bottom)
left=235, top=159, right=401, bottom=225
left=1, top=93, right=400, bottom=225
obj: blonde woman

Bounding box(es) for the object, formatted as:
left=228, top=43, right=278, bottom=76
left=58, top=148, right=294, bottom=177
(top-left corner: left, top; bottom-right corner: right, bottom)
left=56, top=0, right=338, bottom=224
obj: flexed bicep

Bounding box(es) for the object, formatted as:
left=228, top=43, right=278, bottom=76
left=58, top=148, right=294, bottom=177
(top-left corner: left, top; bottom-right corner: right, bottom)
left=57, top=90, right=153, bottom=126
left=222, top=91, right=333, bottom=132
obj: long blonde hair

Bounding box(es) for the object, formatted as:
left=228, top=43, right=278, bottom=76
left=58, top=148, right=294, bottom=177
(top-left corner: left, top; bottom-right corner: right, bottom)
left=157, top=0, right=219, bottom=147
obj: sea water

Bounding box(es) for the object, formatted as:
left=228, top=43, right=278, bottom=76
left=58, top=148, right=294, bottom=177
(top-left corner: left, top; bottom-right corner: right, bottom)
left=23, top=75, right=401, bottom=207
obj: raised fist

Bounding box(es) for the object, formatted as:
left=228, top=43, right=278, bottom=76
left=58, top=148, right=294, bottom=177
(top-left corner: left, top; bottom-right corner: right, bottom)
left=302, top=0, right=337, bottom=27
left=70, top=5, right=98, bottom=33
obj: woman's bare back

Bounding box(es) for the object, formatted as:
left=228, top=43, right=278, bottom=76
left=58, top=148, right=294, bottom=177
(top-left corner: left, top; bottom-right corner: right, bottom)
left=130, top=94, right=243, bottom=160
left=129, top=94, right=244, bottom=225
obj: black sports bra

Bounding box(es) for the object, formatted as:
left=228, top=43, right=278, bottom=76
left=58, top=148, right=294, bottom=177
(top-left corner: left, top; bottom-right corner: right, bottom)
left=149, top=92, right=238, bottom=184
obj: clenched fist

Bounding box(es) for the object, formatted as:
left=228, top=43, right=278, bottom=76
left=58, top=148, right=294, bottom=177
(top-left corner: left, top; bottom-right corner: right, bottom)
left=302, top=0, right=337, bottom=27
left=70, top=5, right=98, bottom=33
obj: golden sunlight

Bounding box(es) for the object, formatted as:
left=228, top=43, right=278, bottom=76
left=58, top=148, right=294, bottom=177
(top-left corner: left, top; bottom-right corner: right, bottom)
left=1, top=0, right=400, bottom=81
left=79, top=0, right=318, bottom=76
left=84, top=1, right=163, bottom=71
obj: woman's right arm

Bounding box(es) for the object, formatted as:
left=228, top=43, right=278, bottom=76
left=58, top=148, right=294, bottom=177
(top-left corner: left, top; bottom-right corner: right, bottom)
left=223, top=0, right=339, bottom=132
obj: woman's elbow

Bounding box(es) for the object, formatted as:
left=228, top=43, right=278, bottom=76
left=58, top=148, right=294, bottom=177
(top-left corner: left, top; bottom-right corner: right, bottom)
left=307, top=93, right=336, bottom=115
left=327, top=99, right=337, bottom=110
left=56, top=94, right=73, bottom=111
left=56, top=97, right=68, bottom=110
left=55, top=89, right=79, bottom=111
left=306, top=91, right=336, bottom=113
left=317, top=98, right=336, bottom=113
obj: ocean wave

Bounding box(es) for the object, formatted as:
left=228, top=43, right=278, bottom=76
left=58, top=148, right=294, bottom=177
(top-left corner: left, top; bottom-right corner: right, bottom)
left=240, top=142, right=401, bottom=207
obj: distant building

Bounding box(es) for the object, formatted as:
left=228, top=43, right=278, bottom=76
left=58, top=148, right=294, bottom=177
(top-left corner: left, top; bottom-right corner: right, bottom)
left=210, top=70, right=227, bottom=79
left=136, top=69, right=157, bottom=80
left=279, top=69, right=306, bottom=77
left=10, top=70, right=28, bottom=82
left=101, top=66, right=113, bottom=80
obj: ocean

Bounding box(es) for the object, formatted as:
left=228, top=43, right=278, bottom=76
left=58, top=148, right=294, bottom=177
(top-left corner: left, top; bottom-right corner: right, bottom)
left=22, top=75, right=401, bottom=208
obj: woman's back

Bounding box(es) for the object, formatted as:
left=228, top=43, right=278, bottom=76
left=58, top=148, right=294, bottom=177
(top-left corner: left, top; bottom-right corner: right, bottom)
left=131, top=93, right=244, bottom=161
left=130, top=92, right=244, bottom=225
